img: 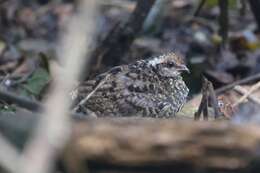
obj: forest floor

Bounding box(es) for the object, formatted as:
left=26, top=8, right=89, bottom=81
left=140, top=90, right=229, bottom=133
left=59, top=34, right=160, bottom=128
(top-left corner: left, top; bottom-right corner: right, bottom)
left=0, top=0, right=259, bottom=121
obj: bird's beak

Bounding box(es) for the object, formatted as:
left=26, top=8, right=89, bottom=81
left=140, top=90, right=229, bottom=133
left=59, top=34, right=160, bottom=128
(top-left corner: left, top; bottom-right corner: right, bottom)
left=176, top=64, right=190, bottom=73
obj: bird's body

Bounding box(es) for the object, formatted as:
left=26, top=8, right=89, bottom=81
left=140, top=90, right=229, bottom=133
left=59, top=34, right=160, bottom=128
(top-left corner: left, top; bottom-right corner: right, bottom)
left=73, top=53, right=189, bottom=118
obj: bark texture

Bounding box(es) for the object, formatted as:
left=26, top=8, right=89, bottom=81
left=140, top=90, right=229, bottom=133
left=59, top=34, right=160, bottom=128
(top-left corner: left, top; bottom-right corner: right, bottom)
left=63, top=118, right=260, bottom=173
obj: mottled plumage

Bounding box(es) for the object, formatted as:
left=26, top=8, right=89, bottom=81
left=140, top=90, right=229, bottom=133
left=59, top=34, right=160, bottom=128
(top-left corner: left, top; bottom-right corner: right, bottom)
left=72, top=53, right=189, bottom=118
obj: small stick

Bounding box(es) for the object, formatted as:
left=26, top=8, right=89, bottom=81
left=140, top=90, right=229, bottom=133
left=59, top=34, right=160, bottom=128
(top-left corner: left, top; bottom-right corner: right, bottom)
left=216, top=73, right=260, bottom=94
left=194, top=77, right=209, bottom=120
left=195, top=77, right=222, bottom=120
left=208, top=81, right=221, bottom=119
left=194, top=93, right=207, bottom=120
left=233, top=81, right=260, bottom=107
left=73, top=74, right=111, bottom=112
left=233, top=85, right=260, bottom=105
left=203, top=94, right=209, bottom=121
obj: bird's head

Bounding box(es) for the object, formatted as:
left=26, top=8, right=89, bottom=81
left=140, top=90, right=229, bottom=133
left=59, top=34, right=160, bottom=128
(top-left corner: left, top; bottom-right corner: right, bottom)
left=147, top=53, right=189, bottom=78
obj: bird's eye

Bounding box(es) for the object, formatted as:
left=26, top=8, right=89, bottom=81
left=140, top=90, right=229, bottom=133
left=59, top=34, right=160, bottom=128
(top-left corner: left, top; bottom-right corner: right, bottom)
left=167, top=62, right=175, bottom=67
left=218, top=101, right=224, bottom=108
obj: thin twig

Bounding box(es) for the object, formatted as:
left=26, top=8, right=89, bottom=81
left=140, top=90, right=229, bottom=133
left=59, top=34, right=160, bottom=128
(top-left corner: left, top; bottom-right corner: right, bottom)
left=233, top=81, right=260, bottom=106
left=195, top=77, right=222, bottom=120
left=203, top=94, right=209, bottom=120
left=194, top=77, right=209, bottom=120
left=73, top=74, right=110, bottom=112
left=216, top=73, right=260, bottom=94
left=208, top=81, right=221, bottom=119
left=233, top=85, right=260, bottom=105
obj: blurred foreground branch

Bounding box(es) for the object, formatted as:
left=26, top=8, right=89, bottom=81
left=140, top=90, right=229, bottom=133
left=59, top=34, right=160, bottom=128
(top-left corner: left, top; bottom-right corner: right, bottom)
left=0, top=133, right=19, bottom=173
left=16, top=1, right=98, bottom=173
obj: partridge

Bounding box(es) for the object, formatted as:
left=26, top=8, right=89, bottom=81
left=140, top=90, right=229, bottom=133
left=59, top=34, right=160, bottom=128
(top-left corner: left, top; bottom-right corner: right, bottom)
left=72, top=53, right=189, bottom=118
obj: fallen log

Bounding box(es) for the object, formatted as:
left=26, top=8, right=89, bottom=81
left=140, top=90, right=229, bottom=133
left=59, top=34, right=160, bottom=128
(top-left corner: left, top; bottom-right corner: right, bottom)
left=63, top=118, right=260, bottom=173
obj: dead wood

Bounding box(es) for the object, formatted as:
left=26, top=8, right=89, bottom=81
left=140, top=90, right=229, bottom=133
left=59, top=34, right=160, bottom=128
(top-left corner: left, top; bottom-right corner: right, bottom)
left=63, top=118, right=260, bottom=173
left=86, top=0, right=156, bottom=78
left=216, top=72, right=260, bottom=95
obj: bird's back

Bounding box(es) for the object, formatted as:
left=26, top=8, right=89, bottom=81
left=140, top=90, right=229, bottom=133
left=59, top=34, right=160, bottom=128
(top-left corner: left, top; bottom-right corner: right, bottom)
left=74, top=65, right=188, bottom=117
left=73, top=54, right=189, bottom=117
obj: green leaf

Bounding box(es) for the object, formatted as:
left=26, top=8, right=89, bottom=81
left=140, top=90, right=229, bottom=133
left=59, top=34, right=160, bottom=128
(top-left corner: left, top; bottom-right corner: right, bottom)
left=21, top=68, right=50, bottom=98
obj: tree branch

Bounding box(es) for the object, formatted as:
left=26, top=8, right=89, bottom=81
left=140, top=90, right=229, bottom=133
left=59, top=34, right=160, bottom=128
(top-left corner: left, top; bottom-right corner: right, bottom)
left=87, top=0, right=156, bottom=78
left=0, top=89, right=42, bottom=111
